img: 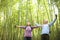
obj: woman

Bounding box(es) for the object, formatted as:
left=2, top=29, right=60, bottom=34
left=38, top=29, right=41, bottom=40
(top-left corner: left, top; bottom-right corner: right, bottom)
left=16, top=22, right=38, bottom=40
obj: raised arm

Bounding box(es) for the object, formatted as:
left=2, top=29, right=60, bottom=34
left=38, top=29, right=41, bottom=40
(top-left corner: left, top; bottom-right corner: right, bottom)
left=49, top=14, right=57, bottom=26
left=16, top=25, right=25, bottom=29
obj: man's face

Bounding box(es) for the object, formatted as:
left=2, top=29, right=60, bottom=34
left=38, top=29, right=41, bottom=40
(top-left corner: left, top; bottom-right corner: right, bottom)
left=43, top=20, right=48, bottom=24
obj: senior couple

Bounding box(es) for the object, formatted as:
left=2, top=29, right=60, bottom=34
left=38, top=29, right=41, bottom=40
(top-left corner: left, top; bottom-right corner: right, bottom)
left=16, top=14, right=57, bottom=40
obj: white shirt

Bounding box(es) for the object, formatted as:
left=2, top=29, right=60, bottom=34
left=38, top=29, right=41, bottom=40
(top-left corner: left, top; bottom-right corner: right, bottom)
left=41, top=24, right=49, bottom=34
left=35, top=17, right=57, bottom=34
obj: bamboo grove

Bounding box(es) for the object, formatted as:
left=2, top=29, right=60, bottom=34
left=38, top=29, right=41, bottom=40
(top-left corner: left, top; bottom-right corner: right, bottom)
left=0, top=0, right=60, bottom=40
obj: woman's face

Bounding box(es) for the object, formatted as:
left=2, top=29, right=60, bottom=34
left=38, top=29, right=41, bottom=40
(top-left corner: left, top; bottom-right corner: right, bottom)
left=27, top=22, right=31, bottom=26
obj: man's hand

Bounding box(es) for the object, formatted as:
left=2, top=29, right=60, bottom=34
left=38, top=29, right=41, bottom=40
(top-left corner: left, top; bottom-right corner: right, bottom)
left=55, top=14, right=57, bottom=19
left=15, top=25, right=16, bottom=28
left=33, top=20, right=36, bottom=23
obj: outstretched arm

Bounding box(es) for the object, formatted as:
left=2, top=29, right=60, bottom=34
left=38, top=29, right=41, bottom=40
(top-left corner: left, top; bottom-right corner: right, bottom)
left=49, top=14, right=57, bottom=26
left=31, top=26, right=39, bottom=29
left=31, top=23, right=42, bottom=29
left=16, top=25, right=25, bottom=29
left=32, top=23, right=42, bottom=29
left=35, top=23, right=42, bottom=27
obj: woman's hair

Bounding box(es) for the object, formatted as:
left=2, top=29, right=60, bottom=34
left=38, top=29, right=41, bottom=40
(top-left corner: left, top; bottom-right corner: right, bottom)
left=26, top=22, right=31, bottom=26
left=26, top=24, right=31, bottom=27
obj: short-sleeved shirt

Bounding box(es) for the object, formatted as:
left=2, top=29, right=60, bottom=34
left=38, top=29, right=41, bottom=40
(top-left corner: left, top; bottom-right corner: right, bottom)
left=35, top=18, right=57, bottom=34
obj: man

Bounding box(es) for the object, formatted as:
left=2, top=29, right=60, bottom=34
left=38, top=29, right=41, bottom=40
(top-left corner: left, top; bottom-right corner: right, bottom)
left=35, top=14, right=57, bottom=40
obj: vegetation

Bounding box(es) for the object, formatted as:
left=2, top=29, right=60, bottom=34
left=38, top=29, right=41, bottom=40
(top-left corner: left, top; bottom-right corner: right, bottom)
left=0, top=0, right=60, bottom=40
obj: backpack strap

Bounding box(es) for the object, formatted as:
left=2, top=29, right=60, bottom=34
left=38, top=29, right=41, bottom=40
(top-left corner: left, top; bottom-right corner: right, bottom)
left=25, top=26, right=33, bottom=31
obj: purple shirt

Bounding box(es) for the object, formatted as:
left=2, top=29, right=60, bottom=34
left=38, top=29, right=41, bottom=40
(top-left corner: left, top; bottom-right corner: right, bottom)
left=24, top=26, right=33, bottom=37
left=20, top=26, right=38, bottom=37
